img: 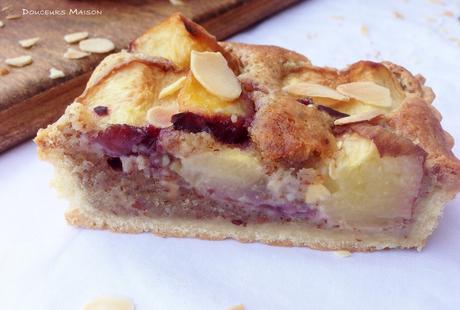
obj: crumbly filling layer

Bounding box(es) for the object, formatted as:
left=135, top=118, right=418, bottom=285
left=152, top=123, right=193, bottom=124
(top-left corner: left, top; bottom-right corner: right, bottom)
left=82, top=121, right=425, bottom=235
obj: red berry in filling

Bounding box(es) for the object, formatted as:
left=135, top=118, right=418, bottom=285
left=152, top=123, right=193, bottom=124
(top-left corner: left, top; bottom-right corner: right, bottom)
left=171, top=112, right=249, bottom=144
left=93, top=106, right=109, bottom=116
left=93, top=124, right=160, bottom=157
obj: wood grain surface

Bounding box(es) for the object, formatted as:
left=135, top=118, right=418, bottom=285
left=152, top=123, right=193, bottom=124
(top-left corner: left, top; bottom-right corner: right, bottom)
left=0, top=0, right=300, bottom=153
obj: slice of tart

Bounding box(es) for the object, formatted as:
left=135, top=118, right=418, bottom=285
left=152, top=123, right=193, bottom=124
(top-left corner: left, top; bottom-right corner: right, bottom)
left=35, top=13, right=460, bottom=251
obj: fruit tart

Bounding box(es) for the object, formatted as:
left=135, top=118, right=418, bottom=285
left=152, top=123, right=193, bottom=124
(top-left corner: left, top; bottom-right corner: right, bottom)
left=35, top=13, right=460, bottom=251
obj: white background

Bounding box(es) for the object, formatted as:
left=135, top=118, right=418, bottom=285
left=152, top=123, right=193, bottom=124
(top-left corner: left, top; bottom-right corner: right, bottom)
left=1, top=0, right=460, bottom=309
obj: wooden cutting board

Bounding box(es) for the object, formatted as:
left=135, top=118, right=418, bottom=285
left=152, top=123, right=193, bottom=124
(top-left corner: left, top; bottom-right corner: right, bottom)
left=0, top=0, right=300, bottom=153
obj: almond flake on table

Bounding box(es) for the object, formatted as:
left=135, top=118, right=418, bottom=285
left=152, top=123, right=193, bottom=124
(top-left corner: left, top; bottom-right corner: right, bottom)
left=49, top=67, right=65, bottom=79
left=63, top=48, right=90, bottom=59
left=226, top=304, right=245, bottom=310
left=82, top=296, right=134, bottom=310
left=442, top=10, right=454, bottom=17
left=393, top=11, right=405, bottom=19
left=79, top=38, right=115, bottom=53
left=18, top=37, right=40, bottom=48
left=64, top=31, right=89, bottom=44
left=0, top=21, right=4, bottom=28
left=1, top=5, right=11, bottom=12
left=6, top=14, right=21, bottom=20
left=5, top=55, right=32, bottom=67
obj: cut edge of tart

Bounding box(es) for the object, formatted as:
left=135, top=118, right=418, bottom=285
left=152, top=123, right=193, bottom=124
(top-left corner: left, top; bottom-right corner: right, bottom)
left=35, top=13, right=460, bottom=252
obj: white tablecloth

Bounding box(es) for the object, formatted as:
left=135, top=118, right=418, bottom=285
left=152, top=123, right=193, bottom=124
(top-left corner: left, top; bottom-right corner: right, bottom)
left=1, top=0, right=460, bottom=309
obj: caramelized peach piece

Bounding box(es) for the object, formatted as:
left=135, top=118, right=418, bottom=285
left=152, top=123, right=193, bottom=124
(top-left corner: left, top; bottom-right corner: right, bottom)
left=79, top=59, right=181, bottom=127
left=130, top=13, right=238, bottom=71
left=177, top=73, right=247, bottom=117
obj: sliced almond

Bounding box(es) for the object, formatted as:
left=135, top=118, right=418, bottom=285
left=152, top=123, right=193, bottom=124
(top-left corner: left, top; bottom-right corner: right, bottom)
left=333, top=110, right=382, bottom=126
left=146, top=104, right=179, bottom=128
left=49, top=67, right=65, bottom=79
left=18, top=37, right=39, bottom=48
left=64, top=31, right=88, bottom=43
left=226, top=305, right=245, bottom=310
left=64, top=48, right=90, bottom=59
left=169, top=0, right=184, bottom=5
left=82, top=296, right=134, bottom=310
left=158, top=76, right=186, bottom=99
left=283, top=82, right=349, bottom=101
left=305, top=184, right=331, bottom=204
left=334, top=250, right=352, bottom=258
left=6, top=14, right=21, bottom=20
left=0, top=21, right=4, bottom=28
left=79, top=38, right=115, bottom=53
left=190, top=51, right=241, bottom=101
left=5, top=55, right=32, bottom=67
left=0, top=67, right=10, bottom=76
left=336, top=81, right=392, bottom=107
left=1, top=5, right=11, bottom=12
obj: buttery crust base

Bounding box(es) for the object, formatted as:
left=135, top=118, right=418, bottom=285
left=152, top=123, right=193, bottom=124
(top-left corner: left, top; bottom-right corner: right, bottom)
left=50, top=151, right=452, bottom=252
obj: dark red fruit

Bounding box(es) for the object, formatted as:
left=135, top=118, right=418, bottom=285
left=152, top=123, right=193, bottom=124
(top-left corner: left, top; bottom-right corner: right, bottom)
left=317, top=105, right=349, bottom=119
left=93, top=124, right=160, bottom=157
left=107, top=157, right=122, bottom=171
left=231, top=219, right=246, bottom=226
left=296, top=97, right=348, bottom=119
left=171, top=112, right=249, bottom=144
left=296, top=97, right=314, bottom=106
left=93, top=106, right=109, bottom=116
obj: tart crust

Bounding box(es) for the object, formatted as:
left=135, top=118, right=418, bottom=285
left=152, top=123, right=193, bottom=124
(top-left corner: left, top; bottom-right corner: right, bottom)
left=35, top=14, right=460, bottom=251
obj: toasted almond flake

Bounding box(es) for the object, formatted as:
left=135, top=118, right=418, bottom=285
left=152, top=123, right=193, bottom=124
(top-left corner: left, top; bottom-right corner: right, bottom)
left=64, top=31, right=89, bottom=43
left=6, top=14, right=21, bottom=20
left=5, top=55, right=32, bottom=67
left=305, top=184, right=331, bottom=204
left=0, top=21, right=4, bottom=28
left=190, top=51, right=242, bottom=101
left=49, top=67, right=65, bottom=79
left=442, top=10, right=454, bottom=17
left=393, top=10, right=405, bottom=19
left=334, top=250, right=352, bottom=258
left=146, top=104, right=179, bottom=128
left=1, top=5, right=11, bottom=12
left=169, top=0, right=184, bottom=5
left=79, top=38, right=115, bottom=53
left=360, top=25, right=369, bottom=36
left=333, top=110, right=382, bottom=126
left=0, top=67, right=10, bottom=76
left=64, top=48, right=90, bottom=59
left=158, top=76, right=186, bottom=99
left=226, top=305, right=245, bottom=310
left=283, top=82, right=349, bottom=102
left=18, top=37, right=39, bottom=48
left=82, top=296, right=134, bottom=310
left=336, top=81, right=392, bottom=107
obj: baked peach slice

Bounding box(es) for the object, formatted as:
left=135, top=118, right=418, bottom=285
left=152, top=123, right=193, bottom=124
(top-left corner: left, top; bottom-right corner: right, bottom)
left=77, top=53, right=183, bottom=128
left=129, top=13, right=239, bottom=71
